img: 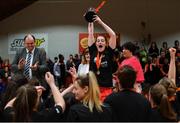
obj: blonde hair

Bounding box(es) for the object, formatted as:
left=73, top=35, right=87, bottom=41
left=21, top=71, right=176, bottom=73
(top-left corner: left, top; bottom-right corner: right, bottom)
left=159, top=77, right=177, bottom=97
left=76, top=71, right=103, bottom=112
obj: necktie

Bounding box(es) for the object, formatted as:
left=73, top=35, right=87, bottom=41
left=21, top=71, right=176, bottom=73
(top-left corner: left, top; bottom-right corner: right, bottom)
left=24, top=52, right=31, bottom=79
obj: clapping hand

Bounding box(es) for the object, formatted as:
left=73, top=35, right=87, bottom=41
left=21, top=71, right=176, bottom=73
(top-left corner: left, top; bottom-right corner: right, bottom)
left=30, top=61, right=39, bottom=71
left=18, top=58, right=26, bottom=70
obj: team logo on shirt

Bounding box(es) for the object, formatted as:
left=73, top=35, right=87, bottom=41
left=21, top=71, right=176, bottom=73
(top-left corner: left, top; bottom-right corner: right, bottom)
left=55, top=107, right=60, bottom=114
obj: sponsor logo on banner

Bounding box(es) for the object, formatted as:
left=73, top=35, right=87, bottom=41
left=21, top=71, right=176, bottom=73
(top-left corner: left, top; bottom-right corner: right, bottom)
left=8, top=33, right=48, bottom=54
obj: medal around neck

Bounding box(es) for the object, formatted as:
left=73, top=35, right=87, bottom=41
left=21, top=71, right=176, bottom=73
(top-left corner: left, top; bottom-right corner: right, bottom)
left=84, top=7, right=97, bottom=22
left=96, top=70, right=100, bottom=75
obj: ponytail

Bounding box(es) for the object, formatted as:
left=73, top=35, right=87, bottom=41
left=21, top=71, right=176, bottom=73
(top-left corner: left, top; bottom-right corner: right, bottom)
left=160, top=94, right=177, bottom=121
left=78, top=71, right=103, bottom=112
left=88, top=71, right=102, bottom=112
left=150, top=84, right=177, bottom=121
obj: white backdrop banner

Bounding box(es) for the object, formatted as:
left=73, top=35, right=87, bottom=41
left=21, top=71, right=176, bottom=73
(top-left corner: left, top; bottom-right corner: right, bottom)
left=8, top=33, right=48, bottom=54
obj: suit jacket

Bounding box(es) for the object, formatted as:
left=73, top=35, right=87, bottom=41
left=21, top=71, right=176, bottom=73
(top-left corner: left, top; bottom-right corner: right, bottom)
left=11, top=47, right=48, bottom=87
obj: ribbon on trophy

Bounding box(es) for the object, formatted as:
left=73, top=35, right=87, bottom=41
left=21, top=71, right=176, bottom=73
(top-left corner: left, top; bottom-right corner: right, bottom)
left=84, top=0, right=107, bottom=22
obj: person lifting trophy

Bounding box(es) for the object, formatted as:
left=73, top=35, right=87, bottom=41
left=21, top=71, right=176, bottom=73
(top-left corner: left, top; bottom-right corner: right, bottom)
left=87, top=1, right=117, bottom=102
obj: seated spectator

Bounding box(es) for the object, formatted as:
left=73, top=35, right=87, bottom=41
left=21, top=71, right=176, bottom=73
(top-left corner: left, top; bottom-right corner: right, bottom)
left=160, top=58, right=169, bottom=78
left=144, top=57, right=161, bottom=85
left=104, top=65, right=151, bottom=121
left=148, top=41, right=159, bottom=58
left=160, top=41, right=170, bottom=60
left=174, top=40, right=180, bottom=52
left=2, top=59, right=11, bottom=78
left=139, top=46, right=148, bottom=69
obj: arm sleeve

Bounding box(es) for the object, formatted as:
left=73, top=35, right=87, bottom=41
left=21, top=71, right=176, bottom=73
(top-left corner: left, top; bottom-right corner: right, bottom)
left=67, top=107, right=78, bottom=121
left=38, top=48, right=48, bottom=72
left=3, top=107, right=14, bottom=121
left=39, top=105, right=63, bottom=121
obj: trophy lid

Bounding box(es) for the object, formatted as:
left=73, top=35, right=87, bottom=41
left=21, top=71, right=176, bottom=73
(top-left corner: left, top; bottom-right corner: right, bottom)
left=84, top=7, right=97, bottom=22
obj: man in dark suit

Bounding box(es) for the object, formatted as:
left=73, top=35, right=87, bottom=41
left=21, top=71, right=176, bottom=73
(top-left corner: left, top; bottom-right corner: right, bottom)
left=11, top=34, right=48, bottom=87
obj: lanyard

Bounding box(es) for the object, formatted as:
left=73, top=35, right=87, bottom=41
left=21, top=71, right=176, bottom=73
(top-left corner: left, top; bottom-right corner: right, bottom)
left=96, top=52, right=103, bottom=71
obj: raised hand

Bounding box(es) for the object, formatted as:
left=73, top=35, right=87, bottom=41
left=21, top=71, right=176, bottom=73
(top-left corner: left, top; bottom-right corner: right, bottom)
left=45, top=72, right=55, bottom=85
left=168, top=47, right=176, bottom=84
left=30, top=61, right=39, bottom=71
left=18, top=58, right=26, bottom=70
left=68, top=66, right=77, bottom=82
left=169, top=47, right=176, bottom=58
left=35, top=86, right=46, bottom=97
left=93, top=15, right=102, bottom=24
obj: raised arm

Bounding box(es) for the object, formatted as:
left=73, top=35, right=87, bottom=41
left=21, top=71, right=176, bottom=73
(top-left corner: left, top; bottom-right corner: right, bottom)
left=4, top=98, right=16, bottom=109
left=45, top=72, right=65, bottom=112
left=88, top=22, right=95, bottom=47
left=94, top=15, right=116, bottom=49
left=61, top=84, right=74, bottom=97
left=168, top=47, right=176, bottom=85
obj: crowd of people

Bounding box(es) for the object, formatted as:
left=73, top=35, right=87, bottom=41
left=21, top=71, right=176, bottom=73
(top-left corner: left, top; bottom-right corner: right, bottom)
left=0, top=15, right=180, bottom=122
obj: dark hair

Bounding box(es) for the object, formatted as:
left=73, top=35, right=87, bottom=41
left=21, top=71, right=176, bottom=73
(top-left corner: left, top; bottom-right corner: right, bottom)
left=117, top=65, right=136, bottom=89
left=1, top=74, right=28, bottom=109
left=122, top=42, right=136, bottom=54
left=150, top=41, right=158, bottom=49
left=0, top=56, right=3, bottom=64
left=162, top=42, right=168, bottom=48
left=11, top=73, right=28, bottom=87
left=174, top=40, right=179, bottom=46
left=58, top=54, right=64, bottom=63
left=1, top=81, right=18, bottom=109
left=13, top=85, right=38, bottom=122
left=29, top=77, right=40, bottom=86
left=150, top=84, right=177, bottom=121
left=54, top=57, right=58, bottom=60
left=24, top=34, right=36, bottom=42
left=69, top=54, right=73, bottom=58
left=142, top=82, right=152, bottom=96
